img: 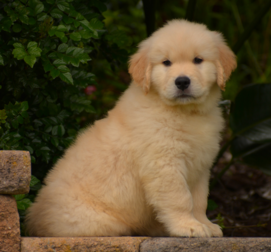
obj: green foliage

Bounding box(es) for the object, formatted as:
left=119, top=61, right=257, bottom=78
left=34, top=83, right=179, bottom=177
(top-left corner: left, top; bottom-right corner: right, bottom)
left=216, top=214, right=225, bottom=229
left=230, top=83, right=271, bottom=174
left=0, top=0, right=132, bottom=232
left=0, top=0, right=131, bottom=177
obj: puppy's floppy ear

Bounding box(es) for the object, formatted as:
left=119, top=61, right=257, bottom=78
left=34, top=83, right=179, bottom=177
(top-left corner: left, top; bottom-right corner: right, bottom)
left=129, top=46, right=152, bottom=94
left=215, top=34, right=237, bottom=91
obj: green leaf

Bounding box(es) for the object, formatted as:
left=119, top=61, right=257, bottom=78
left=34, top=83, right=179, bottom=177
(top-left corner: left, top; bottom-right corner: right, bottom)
left=34, top=2, right=44, bottom=15
left=56, top=24, right=68, bottom=32
left=24, top=55, right=36, bottom=68
left=58, top=43, right=68, bottom=52
left=14, top=194, right=25, bottom=201
left=58, top=65, right=70, bottom=73
left=73, top=20, right=80, bottom=28
left=79, top=20, right=98, bottom=36
left=67, top=47, right=84, bottom=56
left=63, top=15, right=74, bottom=24
left=60, top=72, right=73, bottom=84
left=10, top=12, right=19, bottom=23
left=70, top=95, right=93, bottom=113
left=13, top=43, right=25, bottom=49
left=12, top=24, right=22, bottom=33
left=27, top=42, right=42, bottom=57
left=53, top=59, right=66, bottom=66
left=37, top=12, right=47, bottom=21
left=45, top=126, right=52, bottom=132
left=46, top=0, right=55, bottom=3
left=50, top=8, right=63, bottom=18
left=57, top=1, right=70, bottom=11
left=55, top=31, right=65, bottom=40
left=66, top=46, right=84, bottom=56
left=61, top=36, right=68, bottom=43
left=28, top=17, right=36, bottom=25
left=21, top=111, right=28, bottom=119
left=51, top=136, right=59, bottom=147
left=30, top=175, right=40, bottom=187
left=42, top=60, right=54, bottom=72
left=70, top=32, right=81, bottom=41
left=50, top=69, right=60, bottom=78
left=21, top=101, right=29, bottom=112
left=17, top=198, right=32, bottom=210
left=79, top=30, right=93, bottom=39
left=0, top=109, right=7, bottom=122
left=19, top=14, right=29, bottom=24
left=12, top=48, right=27, bottom=60
left=27, top=41, right=38, bottom=50
left=1, top=17, right=12, bottom=32
left=89, top=18, right=104, bottom=30
left=52, top=125, right=65, bottom=136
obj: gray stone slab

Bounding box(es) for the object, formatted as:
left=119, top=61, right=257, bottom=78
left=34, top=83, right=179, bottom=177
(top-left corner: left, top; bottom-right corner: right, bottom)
left=140, top=237, right=271, bottom=252
left=0, top=150, right=31, bottom=194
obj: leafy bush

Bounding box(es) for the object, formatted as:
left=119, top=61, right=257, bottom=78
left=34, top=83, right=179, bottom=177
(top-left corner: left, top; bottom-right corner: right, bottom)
left=0, top=0, right=133, bottom=232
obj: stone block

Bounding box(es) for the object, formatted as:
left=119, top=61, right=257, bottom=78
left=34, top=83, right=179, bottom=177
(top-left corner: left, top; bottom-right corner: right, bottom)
left=0, top=195, right=20, bottom=252
left=140, top=237, right=271, bottom=252
left=0, top=150, right=31, bottom=194
left=21, top=237, right=149, bottom=252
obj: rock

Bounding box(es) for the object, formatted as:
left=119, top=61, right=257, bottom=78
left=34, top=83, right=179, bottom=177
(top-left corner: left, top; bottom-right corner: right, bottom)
left=140, top=237, right=271, bottom=252
left=0, top=150, right=31, bottom=194
left=0, top=195, right=20, bottom=252
left=21, top=237, right=149, bottom=252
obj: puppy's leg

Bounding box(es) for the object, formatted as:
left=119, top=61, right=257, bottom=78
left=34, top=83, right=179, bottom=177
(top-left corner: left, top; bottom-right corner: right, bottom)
left=142, top=163, right=212, bottom=237
left=191, top=173, right=223, bottom=237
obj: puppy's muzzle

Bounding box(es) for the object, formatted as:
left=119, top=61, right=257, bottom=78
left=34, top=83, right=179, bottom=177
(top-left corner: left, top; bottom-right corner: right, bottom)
left=175, top=76, right=190, bottom=91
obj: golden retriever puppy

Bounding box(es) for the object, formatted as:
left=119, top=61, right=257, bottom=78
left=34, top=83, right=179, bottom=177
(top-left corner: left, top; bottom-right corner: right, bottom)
left=26, top=20, right=236, bottom=237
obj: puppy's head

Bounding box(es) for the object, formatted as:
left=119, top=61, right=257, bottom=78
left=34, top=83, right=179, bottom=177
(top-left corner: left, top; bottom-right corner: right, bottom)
left=129, top=20, right=236, bottom=106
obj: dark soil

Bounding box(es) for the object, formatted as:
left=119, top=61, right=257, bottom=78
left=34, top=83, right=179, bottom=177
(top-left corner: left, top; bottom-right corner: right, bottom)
left=208, top=151, right=271, bottom=237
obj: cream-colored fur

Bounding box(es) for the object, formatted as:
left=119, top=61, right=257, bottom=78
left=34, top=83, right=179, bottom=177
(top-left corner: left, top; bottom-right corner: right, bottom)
left=25, top=20, right=236, bottom=237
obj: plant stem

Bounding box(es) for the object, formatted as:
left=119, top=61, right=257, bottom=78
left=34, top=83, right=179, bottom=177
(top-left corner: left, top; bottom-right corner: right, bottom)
left=233, top=0, right=271, bottom=54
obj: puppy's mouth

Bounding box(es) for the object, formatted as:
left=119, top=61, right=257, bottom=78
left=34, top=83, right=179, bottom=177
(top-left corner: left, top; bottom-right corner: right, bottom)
left=179, top=94, right=194, bottom=98
left=175, top=93, right=195, bottom=100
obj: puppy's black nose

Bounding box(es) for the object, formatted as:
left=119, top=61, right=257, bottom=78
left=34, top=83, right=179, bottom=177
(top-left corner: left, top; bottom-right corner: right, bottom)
left=175, top=76, right=190, bottom=90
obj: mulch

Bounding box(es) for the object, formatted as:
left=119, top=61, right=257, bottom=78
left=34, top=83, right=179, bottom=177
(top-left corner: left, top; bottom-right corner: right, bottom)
left=208, top=151, right=271, bottom=237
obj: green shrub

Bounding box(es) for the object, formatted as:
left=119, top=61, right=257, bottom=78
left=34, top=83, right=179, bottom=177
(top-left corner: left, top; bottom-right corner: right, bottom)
left=0, top=0, right=133, bottom=232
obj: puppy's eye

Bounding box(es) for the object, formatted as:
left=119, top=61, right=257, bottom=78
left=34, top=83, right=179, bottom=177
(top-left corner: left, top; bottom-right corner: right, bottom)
left=193, top=57, right=203, bottom=64
left=162, top=60, right=172, bottom=66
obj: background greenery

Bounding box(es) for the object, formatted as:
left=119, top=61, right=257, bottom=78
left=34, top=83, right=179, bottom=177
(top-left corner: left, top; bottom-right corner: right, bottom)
left=1, top=0, right=271, bottom=235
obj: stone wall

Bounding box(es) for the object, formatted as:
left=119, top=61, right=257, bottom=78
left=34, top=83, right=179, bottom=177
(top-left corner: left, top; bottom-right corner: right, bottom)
left=0, top=151, right=31, bottom=252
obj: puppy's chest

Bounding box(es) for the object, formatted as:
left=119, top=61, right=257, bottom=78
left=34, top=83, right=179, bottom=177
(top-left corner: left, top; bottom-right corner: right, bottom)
left=157, top=114, right=222, bottom=166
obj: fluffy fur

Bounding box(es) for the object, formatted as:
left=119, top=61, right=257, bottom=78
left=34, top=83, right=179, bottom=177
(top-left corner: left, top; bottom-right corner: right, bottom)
left=25, top=20, right=236, bottom=237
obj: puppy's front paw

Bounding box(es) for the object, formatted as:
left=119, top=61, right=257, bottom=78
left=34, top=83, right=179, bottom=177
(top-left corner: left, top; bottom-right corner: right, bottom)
left=170, top=220, right=212, bottom=237
left=207, top=223, right=223, bottom=237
